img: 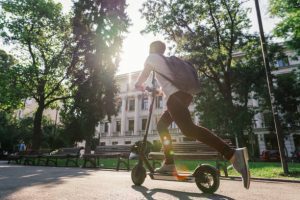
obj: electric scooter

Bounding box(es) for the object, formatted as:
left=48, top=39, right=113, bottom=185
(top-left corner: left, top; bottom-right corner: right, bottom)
left=130, top=72, right=220, bottom=194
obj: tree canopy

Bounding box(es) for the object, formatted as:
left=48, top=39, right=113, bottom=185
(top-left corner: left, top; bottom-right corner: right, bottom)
left=0, top=49, right=26, bottom=110
left=61, top=0, right=130, bottom=152
left=0, top=0, right=73, bottom=150
left=141, top=0, right=259, bottom=144
left=269, top=0, right=300, bottom=54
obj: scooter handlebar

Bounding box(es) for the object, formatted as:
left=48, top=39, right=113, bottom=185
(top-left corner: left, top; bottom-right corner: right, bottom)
left=145, top=86, right=154, bottom=92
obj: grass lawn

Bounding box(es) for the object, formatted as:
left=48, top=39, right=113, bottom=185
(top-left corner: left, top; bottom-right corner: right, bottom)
left=45, top=158, right=300, bottom=180
left=174, top=160, right=300, bottom=180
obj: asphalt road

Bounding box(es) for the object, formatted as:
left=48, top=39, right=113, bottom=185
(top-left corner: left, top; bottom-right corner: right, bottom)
left=0, top=161, right=299, bottom=200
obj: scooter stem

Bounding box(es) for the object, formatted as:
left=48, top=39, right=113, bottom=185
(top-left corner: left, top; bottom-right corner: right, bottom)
left=137, top=72, right=156, bottom=172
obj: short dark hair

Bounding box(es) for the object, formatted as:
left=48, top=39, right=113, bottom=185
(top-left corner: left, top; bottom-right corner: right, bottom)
left=149, top=41, right=166, bottom=54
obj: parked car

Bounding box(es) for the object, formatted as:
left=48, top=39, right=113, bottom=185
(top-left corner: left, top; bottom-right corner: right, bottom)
left=260, top=150, right=280, bottom=162
left=291, top=150, right=300, bottom=162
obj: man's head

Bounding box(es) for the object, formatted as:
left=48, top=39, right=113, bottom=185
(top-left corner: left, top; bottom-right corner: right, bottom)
left=149, top=41, right=166, bottom=55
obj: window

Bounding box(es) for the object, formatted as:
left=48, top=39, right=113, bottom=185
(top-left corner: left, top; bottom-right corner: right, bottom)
left=128, top=119, right=134, bottom=131
left=100, top=142, right=106, bottom=146
left=115, top=98, right=122, bottom=113
left=128, top=98, right=135, bottom=111
left=141, top=118, right=148, bottom=130
left=156, top=96, right=163, bottom=109
left=275, top=56, right=289, bottom=68
left=170, top=122, right=177, bottom=129
left=112, top=141, right=118, bottom=145
left=141, top=96, right=148, bottom=110
left=263, top=112, right=273, bottom=128
left=104, top=122, right=109, bottom=133
left=116, top=121, right=121, bottom=132
left=125, top=141, right=131, bottom=145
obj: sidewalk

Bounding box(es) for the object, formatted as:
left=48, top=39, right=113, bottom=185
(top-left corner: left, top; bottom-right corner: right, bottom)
left=1, top=161, right=300, bottom=200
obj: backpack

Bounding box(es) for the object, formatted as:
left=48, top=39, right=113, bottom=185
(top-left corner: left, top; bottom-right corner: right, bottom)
left=157, top=55, right=201, bottom=94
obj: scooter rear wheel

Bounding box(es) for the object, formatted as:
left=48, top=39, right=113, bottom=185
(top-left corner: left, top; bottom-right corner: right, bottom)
left=131, top=164, right=147, bottom=186
left=194, top=165, right=220, bottom=194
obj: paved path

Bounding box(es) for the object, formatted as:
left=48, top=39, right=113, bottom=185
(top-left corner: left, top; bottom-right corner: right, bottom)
left=0, top=161, right=299, bottom=200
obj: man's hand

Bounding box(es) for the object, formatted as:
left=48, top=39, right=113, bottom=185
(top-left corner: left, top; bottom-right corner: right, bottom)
left=135, top=83, right=145, bottom=91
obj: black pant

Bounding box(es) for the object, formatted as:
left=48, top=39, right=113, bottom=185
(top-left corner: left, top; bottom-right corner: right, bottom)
left=157, top=91, right=234, bottom=164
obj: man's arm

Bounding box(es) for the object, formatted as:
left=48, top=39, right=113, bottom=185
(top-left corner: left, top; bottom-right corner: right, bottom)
left=135, top=63, right=153, bottom=90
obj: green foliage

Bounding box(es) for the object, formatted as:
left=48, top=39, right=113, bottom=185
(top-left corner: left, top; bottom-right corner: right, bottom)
left=141, top=1, right=292, bottom=148
left=269, top=0, right=300, bottom=54
left=274, top=71, right=300, bottom=129
left=0, top=49, right=26, bottom=110
left=0, top=112, right=71, bottom=152
left=61, top=0, right=130, bottom=152
left=0, top=0, right=74, bottom=150
left=0, top=112, right=32, bottom=152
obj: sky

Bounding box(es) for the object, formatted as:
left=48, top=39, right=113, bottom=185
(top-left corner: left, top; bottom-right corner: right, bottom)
left=1, top=0, right=280, bottom=75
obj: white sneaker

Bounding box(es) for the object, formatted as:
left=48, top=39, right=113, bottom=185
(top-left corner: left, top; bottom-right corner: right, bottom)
left=230, top=147, right=251, bottom=189
left=154, top=162, right=177, bottom=174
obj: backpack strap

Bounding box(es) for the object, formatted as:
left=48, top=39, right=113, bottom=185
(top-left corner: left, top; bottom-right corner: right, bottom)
left=154, top=55, right=179, bottom=88
left=154, top=70, right=173, bottom=84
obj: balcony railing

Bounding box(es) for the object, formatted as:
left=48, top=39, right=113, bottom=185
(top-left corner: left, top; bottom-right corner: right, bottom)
left=112, top=132, right=120, bottom=137
left=99, top=128, right=182, bottom=138
left=125, top=131, right=134, bottom=136
left=169, top=128, right=181, bottom=135
left=100, top=132, right=107, bottom=137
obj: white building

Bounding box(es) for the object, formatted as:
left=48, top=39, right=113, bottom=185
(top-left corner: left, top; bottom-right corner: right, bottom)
left=96, top=71, right=199, bottom=147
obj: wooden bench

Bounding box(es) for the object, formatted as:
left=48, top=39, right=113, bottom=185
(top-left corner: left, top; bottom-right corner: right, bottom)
left=43, top=147, right=83, bottom=167
left=82, top=145, right=131, bottom=170
left=148, top=140, right=234, bottom=177
left=23, top=149, right=51, bottom=165
left=7, top=151, right=28, bottom=164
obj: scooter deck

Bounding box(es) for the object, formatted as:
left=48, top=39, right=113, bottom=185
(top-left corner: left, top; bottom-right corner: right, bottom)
left=148, top=172, right=195, bottom=182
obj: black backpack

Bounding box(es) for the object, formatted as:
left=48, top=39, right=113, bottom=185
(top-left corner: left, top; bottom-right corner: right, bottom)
left=156, top=55, right=201, bottom=94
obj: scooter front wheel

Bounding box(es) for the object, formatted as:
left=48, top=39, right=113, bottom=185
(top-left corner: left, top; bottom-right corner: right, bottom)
left=131, top=164, right=147, bottom=186
left=194, top=164, right=220, bottom=194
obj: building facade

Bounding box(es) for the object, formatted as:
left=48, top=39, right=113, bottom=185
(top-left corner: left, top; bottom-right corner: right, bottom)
left=96, top=71, right=199, bottom=147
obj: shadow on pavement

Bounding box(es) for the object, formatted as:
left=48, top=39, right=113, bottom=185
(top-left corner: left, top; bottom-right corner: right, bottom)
left=132, top=185, right=235, bottom=200
left=0, top=161, right=92, bottom=199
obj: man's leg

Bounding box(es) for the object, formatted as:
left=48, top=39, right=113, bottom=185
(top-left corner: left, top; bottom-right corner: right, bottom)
left=167, top=91, right=250, bottom=189
left=167, top=92, right=234, bottom=160
left=157, top=110, right=174, bottom=164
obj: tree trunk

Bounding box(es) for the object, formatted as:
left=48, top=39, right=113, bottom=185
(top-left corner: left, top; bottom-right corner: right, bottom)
left=32, top=104, right=44, bottom=151
left=84, top=124, right=96, bottom=154
left=84, top=136, right=92, bottom=154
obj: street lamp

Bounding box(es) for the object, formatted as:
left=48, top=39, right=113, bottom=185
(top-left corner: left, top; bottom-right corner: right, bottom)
left=254, top=0, right=289, bottom=174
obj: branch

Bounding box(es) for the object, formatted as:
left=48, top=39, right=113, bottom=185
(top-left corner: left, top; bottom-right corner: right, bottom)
left=222, top=0, right=236, bottom=64
left=198, top=67, right=216, bottom=80
left=39, top=48, right=49, bottom=75
left=49, top=41, right=69, bottom=70
left=26, top=23, right=40, bottom=79
left=45, top=95, right=73, bottom=107
left=178, top=18, right=195, bottom=35
left=44, top=74, right=68, bottom=100
left=208, top=1, right=221, bottom=49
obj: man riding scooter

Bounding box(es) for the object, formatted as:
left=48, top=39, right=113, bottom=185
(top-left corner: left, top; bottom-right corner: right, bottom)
left=135, top=40, right=251, bottom=189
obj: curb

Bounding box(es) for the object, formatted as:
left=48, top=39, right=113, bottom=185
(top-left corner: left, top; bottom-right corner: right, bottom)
left=220, top=176, right=300, bottom=184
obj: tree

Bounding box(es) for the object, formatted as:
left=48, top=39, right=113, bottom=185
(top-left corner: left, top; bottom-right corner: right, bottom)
left=0, top=0, right=73, bottom=150
left=141, top=0, right=258, bottom=145
left=269, top=0, right=300, bottom=54
left=274, top=72, right=300, bottom=130
left=0, top=49, right=26, bottom=110
left=141, top=1, right=289, bottom=147
left=62, top=0, right=129, bottom=153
